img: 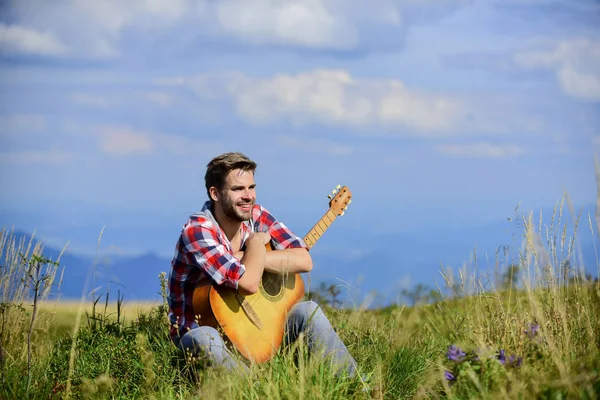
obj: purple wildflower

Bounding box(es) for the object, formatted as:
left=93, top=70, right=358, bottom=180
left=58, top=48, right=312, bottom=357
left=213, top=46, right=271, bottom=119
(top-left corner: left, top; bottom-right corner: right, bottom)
left=473, top=347, right=485, bottom=362
left=447, top=345, right=466, bottom=362
left=445, top=370, right=456, bottom=382
left=524, top=323, right=540, bottom=339
left=497, top=349, right=506, bottom=365
left=508, top=354, right=523, bottom=367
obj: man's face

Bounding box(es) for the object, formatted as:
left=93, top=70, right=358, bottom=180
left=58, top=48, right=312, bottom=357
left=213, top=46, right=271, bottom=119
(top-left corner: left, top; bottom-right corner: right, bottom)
left=217, top=169, right=256, bottom=222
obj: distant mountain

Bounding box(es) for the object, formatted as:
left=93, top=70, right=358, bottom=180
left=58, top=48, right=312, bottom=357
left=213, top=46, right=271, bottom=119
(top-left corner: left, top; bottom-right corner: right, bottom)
left=95, top=252, right=171, bottom=301
left=0, top=229, right=170, bottom=301
left=306, top=205, right=599, bottom=306
left=2, top=211, right=597, bottom=307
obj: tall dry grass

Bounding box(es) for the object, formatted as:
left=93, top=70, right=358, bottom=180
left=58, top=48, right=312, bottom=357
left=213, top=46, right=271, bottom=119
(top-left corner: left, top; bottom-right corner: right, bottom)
left=0, top=227, right=66, bottom=393
left=425, top=187, right=600, bottom=398
left=0, top=165, right=599, bottom=399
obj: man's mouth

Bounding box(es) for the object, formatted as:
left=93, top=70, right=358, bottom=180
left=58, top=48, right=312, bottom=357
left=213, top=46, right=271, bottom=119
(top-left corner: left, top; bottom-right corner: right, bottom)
left=238, top=203, right=253, bottom=211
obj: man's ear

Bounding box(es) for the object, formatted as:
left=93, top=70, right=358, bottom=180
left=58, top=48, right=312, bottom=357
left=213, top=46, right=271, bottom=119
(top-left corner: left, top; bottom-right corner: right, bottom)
left=209, top=187, right=220, bottom=202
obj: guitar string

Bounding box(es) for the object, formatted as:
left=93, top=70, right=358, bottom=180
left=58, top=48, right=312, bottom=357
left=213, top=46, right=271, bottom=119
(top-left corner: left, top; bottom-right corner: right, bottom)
left=244, top=209, right=337, bottom=310
left=197, top=208, right=343, bottom=324
left=207, top=198, right=348, bottom=359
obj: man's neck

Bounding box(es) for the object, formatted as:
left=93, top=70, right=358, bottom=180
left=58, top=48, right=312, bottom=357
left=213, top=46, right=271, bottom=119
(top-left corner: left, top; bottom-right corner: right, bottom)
left=211, top=203, right=242, bottom=241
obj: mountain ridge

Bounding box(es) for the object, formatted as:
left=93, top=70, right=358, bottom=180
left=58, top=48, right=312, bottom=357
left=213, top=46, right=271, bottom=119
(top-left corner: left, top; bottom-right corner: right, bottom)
left=2, top=205, right=597, bottom=306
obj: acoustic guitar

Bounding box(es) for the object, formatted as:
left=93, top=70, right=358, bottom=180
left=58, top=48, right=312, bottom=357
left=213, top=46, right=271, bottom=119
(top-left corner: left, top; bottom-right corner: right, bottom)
left=191, top=185, right=352, bottom=363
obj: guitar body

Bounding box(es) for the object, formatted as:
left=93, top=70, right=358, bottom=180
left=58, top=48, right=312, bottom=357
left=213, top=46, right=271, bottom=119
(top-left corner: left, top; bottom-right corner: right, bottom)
left=192, top=259, right=304, bottom=362
left=217, top=273, right=304, bottom=362
left=191, top=185, right=352, bottom=363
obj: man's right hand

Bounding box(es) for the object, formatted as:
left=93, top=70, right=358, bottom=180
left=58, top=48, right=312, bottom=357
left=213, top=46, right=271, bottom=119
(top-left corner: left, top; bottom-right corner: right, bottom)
left=247, top=232, right=271, bottom=247
left=237, top=232, right=270, bottom=295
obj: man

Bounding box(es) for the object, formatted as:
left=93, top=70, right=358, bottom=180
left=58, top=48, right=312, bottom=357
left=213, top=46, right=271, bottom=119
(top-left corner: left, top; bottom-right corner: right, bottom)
left=167, top=152, right=358, bottom=377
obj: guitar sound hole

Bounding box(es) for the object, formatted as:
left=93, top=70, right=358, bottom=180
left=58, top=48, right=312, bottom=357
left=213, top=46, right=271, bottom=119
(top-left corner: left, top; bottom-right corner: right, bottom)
left=261, top=272, right=283, bottom=297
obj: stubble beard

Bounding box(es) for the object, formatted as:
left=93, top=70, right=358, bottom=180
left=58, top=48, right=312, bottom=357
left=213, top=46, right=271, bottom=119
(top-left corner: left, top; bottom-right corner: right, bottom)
left=221, top=193, right=254, bottom=222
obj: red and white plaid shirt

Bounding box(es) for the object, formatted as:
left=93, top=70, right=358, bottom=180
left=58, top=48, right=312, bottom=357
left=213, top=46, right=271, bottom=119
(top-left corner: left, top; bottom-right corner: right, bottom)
left=167, top=201, right=307, bottom=341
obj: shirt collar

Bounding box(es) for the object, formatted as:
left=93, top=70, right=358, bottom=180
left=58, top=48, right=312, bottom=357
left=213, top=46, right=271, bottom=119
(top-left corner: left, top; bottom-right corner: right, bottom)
left=198, top=200, right=253, bottom=244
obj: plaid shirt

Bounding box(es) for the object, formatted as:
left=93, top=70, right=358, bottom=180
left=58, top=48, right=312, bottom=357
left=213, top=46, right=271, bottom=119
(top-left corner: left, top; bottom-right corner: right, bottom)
left=167, top=200, right=307, bottom=341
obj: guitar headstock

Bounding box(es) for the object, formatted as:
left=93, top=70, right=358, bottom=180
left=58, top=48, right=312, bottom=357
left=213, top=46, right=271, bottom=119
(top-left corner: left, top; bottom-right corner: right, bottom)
left=327, top=184, right=352, bottom=216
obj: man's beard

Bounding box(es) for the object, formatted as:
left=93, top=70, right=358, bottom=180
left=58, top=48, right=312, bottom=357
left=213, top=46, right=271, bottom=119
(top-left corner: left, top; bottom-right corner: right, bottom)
left=221, top=193, right=254, bottom=222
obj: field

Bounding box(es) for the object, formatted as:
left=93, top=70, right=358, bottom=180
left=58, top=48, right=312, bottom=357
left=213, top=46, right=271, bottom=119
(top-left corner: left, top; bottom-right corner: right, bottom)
left=1, top=197, right=599, bottom=399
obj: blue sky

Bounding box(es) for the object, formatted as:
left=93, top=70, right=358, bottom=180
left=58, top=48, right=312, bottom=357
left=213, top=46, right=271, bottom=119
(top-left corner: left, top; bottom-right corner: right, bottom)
left=1, top=0, right=599, bottom=300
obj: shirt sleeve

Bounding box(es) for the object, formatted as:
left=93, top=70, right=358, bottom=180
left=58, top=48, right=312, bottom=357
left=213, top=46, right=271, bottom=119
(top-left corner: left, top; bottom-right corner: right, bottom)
left=181, top=219, right=245, bottom=289
left=256, top=206, right=308, bottom=251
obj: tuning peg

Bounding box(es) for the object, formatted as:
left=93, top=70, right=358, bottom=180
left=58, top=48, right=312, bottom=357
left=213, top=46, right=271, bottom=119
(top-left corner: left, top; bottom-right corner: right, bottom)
left=341, top=211, right=345, bottom=216
left=331, top=189, right=336, bottom=194
left=336, top=184, right=341, bottom=189
left=327, top=194, right=332, bottom=199
left=348, top=199, right=352, bottom=204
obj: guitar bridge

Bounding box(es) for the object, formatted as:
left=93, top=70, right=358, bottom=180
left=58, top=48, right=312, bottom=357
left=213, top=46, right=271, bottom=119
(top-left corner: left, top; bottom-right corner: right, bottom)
left=235, top=292, right=263, bottom=330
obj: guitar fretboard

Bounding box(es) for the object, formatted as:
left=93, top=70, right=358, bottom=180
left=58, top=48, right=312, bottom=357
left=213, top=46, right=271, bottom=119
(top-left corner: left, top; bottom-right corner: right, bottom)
left=303, top=209, right=337, bottom=249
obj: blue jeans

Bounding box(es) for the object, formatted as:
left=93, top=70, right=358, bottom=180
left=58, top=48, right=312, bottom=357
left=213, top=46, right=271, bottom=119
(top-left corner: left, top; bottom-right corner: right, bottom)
left=173, top=301, right=358, bottom=377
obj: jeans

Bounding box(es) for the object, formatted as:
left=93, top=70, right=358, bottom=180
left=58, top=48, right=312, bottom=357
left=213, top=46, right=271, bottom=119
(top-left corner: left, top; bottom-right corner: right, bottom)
left=173, top=300, right=358, bottom=377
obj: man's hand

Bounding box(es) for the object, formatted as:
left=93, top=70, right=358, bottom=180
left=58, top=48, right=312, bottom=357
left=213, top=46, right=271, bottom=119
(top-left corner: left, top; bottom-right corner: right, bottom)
left=233, top=233, right=270, bottom=260
left=246, top=232, right=271, bottom=247
left=236, top=232, right=270, bottom=295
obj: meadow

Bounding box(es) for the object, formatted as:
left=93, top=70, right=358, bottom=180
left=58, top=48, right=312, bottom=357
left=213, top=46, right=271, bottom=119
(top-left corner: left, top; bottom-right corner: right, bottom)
left=1, top=194, right=599, bottom=399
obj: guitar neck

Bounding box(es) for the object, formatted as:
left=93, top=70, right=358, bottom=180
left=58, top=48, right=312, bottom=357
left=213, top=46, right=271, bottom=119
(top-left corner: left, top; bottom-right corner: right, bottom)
left=303, top=209, right=337, bottom=249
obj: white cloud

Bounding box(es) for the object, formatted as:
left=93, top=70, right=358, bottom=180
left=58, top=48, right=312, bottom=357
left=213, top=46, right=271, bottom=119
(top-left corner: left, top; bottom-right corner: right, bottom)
left=0, top=149, right=73, bottom=165
left=0, top=114, right=46, bottom=135
left=155, top=76, right=187, bottom=86
left=214, top=0, right=358, bottom=49
left=435, top=142, right=524, bottom=158
left=378, top=82, right=464, bottom=132
left=72, top=91, right=173, bottom=109
left=213, top=0, right=469, bottom=49
left=98, top=126, right=154, bottom=156
left=514, top=39, right=600, bottom=101
left=95, top=125, right=223, bottom=157
left=557, top=65, right=600, bottom=101
left=143, top=92, right=172, bottom=106
left=175, top=69, right=469, bottom=134
left=3, top=0, right=190, bottom=58
left=2, top=0, right=468, bottom=57
left=0, top=23, right=67, bottom=56
left=72, top=93, right=112, bottom=108
left=152, top=132, right=222, bottom=157
left=277, top=135, right=353, bottom=156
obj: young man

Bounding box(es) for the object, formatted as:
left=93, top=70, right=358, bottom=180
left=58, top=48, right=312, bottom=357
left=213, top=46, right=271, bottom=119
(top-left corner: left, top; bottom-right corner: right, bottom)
left=167, top=152, right=358, bottom=376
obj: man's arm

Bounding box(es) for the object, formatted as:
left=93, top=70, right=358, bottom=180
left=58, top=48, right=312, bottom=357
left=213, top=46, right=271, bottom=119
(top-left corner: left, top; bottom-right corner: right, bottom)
left=246, top=204, right=314, bottom=275
left=183, top=219, right=268, bottom=295
left=236, top=233, right=270, bottom=295
left=234, top=248, right=313, bottom=275
left=265, top=248, right=312, bottom=274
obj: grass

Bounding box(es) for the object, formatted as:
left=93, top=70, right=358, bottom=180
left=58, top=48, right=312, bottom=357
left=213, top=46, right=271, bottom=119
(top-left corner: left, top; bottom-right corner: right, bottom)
left=36, top=300, right=161, bottom=339
left=1, top=188, right=600, bottom=398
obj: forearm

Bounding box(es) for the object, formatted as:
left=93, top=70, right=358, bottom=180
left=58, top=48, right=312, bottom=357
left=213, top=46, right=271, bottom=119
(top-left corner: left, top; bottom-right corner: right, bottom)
left=237, top=245, right=266, bottom=294
left=264, top=248, right=313, bottom=274
left=235, top=247, right=313, bottom=275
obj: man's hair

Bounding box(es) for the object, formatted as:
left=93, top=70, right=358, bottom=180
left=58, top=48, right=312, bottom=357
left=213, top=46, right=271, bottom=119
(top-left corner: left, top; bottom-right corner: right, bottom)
left=205, top=152, right=257, bottom=200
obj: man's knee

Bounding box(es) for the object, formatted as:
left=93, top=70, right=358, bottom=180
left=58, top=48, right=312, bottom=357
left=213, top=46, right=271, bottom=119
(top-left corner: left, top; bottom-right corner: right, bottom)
left=301, top=300, right=320, bottom=312
left=181, top=326, right=223, bottom=353
left=291, top=300, right=323, bottom=321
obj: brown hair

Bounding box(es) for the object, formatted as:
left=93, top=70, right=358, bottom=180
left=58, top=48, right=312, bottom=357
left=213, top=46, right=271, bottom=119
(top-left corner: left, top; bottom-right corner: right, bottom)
left=205, top=152, right=257, bottom=200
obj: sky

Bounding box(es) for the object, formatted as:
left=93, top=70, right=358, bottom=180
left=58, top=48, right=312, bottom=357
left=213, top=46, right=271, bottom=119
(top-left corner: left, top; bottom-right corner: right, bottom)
left=1, top=0, right=599, bottom=300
